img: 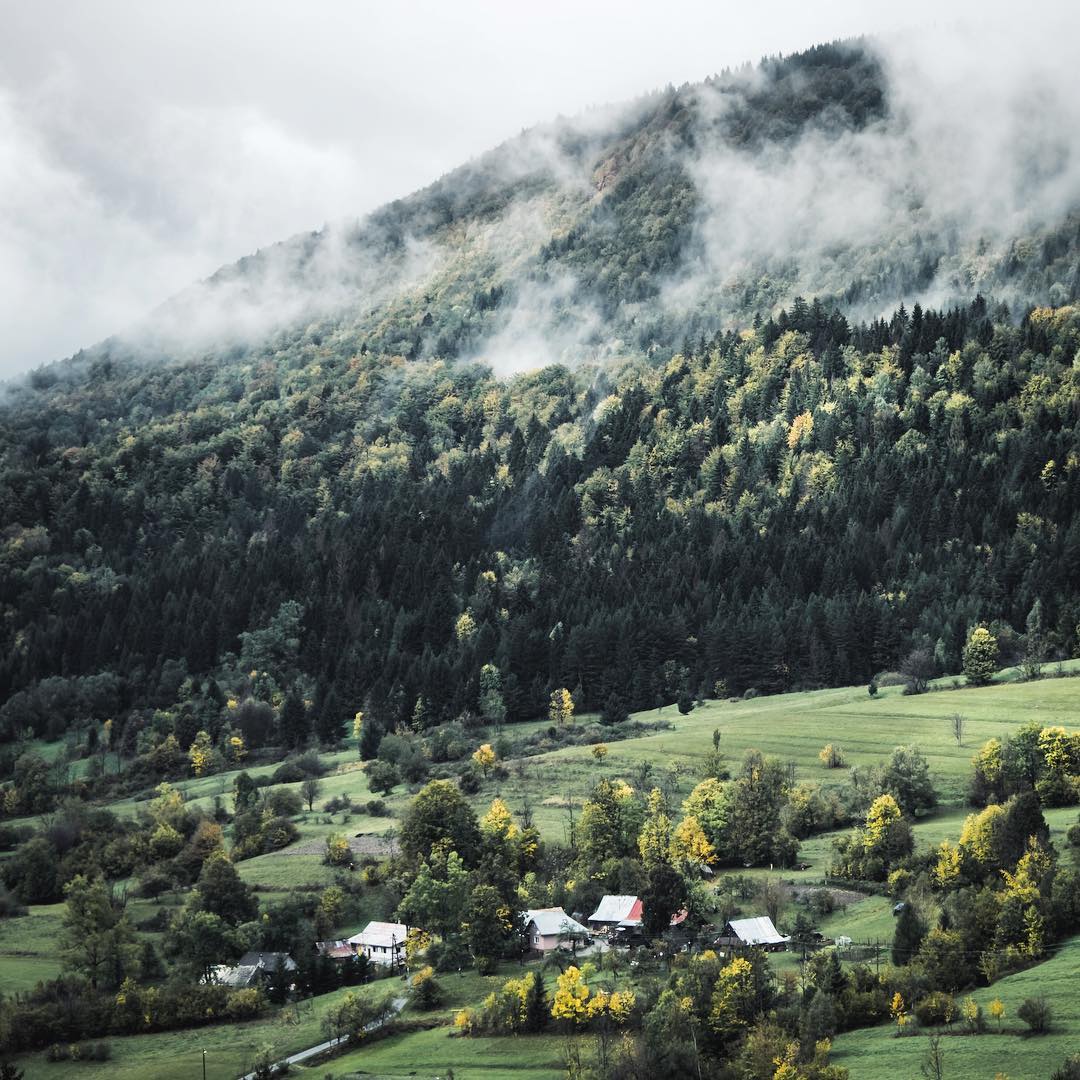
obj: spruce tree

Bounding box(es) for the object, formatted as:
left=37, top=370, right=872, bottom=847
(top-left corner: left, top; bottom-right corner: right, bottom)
left=278, top=690, right=309, bottom=750
left=891, top=902, right=927, bottom=965
left=600, top=692, right=629, bottom=726
left=315, top=686, right=343, bottom=746
left=359, top=718, right=382, bottom=761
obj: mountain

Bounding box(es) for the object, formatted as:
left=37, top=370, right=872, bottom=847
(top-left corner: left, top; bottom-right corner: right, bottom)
left=1, top=38, right=1079, bottom=752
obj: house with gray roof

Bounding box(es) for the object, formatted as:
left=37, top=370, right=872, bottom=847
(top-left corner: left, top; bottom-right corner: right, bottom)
left=524, top=907, right=590, bottom=953
left=715, top=916, right=790, bottom=952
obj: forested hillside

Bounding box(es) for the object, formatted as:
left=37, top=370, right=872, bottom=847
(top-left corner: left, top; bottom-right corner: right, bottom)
left=1, top=39, right=1080, bottom=757
left=2, top=294, right=1078, bottom=755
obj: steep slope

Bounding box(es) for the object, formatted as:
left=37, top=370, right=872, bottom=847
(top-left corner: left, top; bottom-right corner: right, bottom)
left=43, top=37, right=1080, bottom=381
left=1, top=39, right=1079, bottom=755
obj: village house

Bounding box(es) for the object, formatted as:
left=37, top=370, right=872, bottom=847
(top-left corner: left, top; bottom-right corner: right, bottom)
left=524, top=907, right=591, bottom=954
left=348, top=920, right=408, bottom=966
left=587, top=894, right=643, bottom=932
left=714, top=916, right=790, bottom=952
left=315, top=939, right=356, bottom=960
left=210, top=950, right=297, bottom=988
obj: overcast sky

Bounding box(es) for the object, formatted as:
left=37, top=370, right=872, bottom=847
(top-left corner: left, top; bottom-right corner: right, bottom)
left=0, top=0, right=1042, bottom=376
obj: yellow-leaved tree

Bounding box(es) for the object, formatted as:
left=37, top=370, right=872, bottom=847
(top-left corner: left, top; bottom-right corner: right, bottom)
left=472, top=743, right=496, bottom=778
left=551, top=965, right=593, bottom=1025
left=638, top=788, right=672, bottom=868
left=549, top=688, right=574, bottom=726
left=672, top=814, right=716, bottom=870
left=188, top=731, right=214, bottom=776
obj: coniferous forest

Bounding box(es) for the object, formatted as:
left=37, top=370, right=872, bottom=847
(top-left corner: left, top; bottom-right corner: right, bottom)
left=2, top=32, right=1080, bottom=1080
left=2, top=294, right=1078, bottom=751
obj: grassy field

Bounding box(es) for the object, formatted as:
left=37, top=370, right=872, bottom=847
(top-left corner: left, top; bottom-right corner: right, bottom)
left=5, top=664, right=1079, bottom=1078
left=468, top=664, right=1080, bottom=839
left=8, top=975, right=410, bottom=1080
left=5, top=963, right=568, bottom=1080
left=331, top=1027, right=565, bottom=1079
left=0, top=902, right=64, bottom=993
left=832, top=934, right=1080, bottom=1079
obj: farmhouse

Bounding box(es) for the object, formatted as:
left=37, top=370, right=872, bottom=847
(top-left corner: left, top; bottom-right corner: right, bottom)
left=315, top=939, right=356, bottom=960
left=210, top=950, right=297, bottom=988
left=714, top=916, right=790, bottom=952
left=524, top=907, right=591, bottom=953
left=348, top=920, right=408, bottom=966
left=587, top=894, right=643, bottom=931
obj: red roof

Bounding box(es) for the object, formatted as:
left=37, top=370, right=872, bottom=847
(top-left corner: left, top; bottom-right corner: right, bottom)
left=625, top=898, right=643, bottom=924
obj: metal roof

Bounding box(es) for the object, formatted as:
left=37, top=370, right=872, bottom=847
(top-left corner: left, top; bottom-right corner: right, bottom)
left=526, top=907, right=590, bottom=937
left=726, top=916, right=789, bottom=945
left=588, top=895, right=640, bottom=923
left=348, top=920, right=408, bottom=949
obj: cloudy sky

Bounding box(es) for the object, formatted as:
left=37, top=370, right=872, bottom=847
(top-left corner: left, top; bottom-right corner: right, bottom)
left=0, top=0, right=1049, bottom=376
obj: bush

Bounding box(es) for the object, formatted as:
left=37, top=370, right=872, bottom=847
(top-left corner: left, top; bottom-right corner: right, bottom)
left=914, top=991, right=957, bottom=1027
left=325, top=833, right=354, bottom=867
left=263, top=787, right=303, bottom=817
left=819, top=744, right=845, bottom=769
left=225, top=988, right=266, bottom=1020
left=874, top=671, right=907, bottom=687
left=366, top=760, right=399, bottom=796
left=365, top=799, right=389, bottom=816
left=271, top=761, right=306, bottom=784
left=1051, top=1054, right=1080, bottom=1080
left=45, top=1041, right=111, bottom=1062
left=273, top=754, right=327, bottom=783
left=457, top=770, right=481, bottom=795
left=410, top=965, right=443, bottom=1009
left=0, top=883, right=28, bottom=918
left=428, top=936, right=472, bottom=973
left=1018, top=996, right=1052, bottom=1033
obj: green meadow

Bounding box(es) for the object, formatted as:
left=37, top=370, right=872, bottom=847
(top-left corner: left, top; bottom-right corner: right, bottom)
left=832, top=934, right=1080, bottom=1079
left=5, top=665, right=1080, bottom=1078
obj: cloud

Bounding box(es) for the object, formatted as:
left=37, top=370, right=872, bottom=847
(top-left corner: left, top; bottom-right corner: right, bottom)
left=662, top=14, right=1080, bottom=324
left=466, top=271, right=606, bottom=376
left=0, top=77, right=373, bottom=374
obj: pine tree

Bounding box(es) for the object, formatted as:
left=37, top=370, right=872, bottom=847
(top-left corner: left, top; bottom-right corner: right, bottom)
left=315, top=687, right=343, bottom=745
left=600, top=691, right=629, bottom=726
left=892, top=902, right=927, bottom=965
left=359, top=717, right=382, bottom=761
left=278, top=689, right=309, bottom=750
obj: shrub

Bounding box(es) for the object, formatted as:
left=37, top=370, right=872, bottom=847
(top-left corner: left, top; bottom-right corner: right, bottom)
left=366, top=760, right=399, bottom=796
left=45, top=1042, right=111, bottom=1062
left=457, top=770, right=481, bottom=795
left=1018, top=996, right=1052, bottom=1033
left=365, top=799, right=389, bottom=816
left=225, top=988, right=266, bottom=1020
left=410, top=965, right=443, bottom=1010
left=1050, top=1054, right=1080, bottom=1080
left=0, top=882, right=28, bottom=918
left=428, top=936, right=472, bottom=973
left=263, top=786, right=303, bottom=817
left=325, top=833, right=353, bottom=868
left=961, top=996, right=984, bottom=1033
left=819, top=744, right=845, bottom=769
left=271, top=761, right=306, bottom=784
left=874, top=671, right=906, bottom=687
left=914, top=991, right=957, bottom=1027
